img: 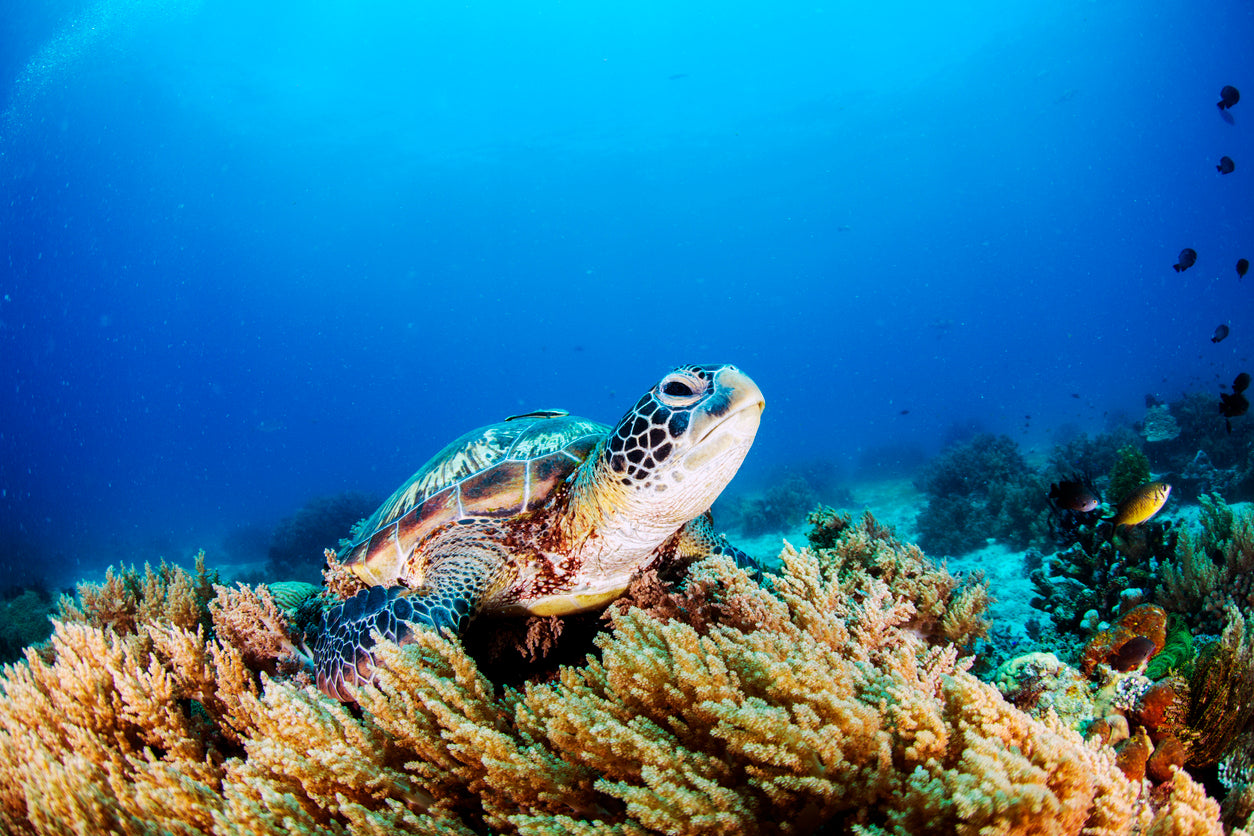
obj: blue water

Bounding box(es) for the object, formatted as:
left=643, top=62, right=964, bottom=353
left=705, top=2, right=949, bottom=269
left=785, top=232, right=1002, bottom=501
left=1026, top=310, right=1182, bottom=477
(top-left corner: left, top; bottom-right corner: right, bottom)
left=1, top=0, right=1250, bottom=589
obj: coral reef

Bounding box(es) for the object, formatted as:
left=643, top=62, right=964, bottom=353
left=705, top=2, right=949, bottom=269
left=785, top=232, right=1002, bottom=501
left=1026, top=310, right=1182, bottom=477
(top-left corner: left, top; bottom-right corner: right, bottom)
left=1172, top=393, right=1254, bottom=469
left=0, top=521, right=1235, bottom=834
left=805, top=507, right=990, bottom=648
left=1081, top=604, right=1168, bottom=676
left=1157, top=495, right=1254, bottom=634
left=1031, top=515, right=1176, bottom=639
left=1108, top=445, right=1151, bottom=507
left=1025, top=485, right=1254, bottom=824
left=717, top=474, right=821, bottom=536
left=1185, top=607, right=1254, bottom=768
left=914, top=433, right=1050, bottom=556
left=1046, top=430, right=1139, bottom=486
left=267, top=491, right=383, bottom=583
left=0, top=588, right=55, bottom=665
left=57, top=552, right=218, bottom=636
left=1143, top=393, right=1254, bottom=502
left=1146, top=616, right=1195, bottom=680
left=716, top=464, right=855, bottom=537
left=1142, top=405, right=1183, bottom=443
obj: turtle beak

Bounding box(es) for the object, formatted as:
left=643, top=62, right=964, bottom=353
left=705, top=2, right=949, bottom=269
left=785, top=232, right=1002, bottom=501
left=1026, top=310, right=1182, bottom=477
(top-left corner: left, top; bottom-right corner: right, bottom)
left=694, top=367, right=764, bottom=443
left=685, top=367, right=764, bottom=468
left=716, top=366, right=765, bottom=421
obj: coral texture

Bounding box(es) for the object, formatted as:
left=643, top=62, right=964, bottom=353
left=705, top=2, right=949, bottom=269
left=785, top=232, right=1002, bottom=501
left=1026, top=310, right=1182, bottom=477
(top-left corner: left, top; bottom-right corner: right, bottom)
left=914, top=433, right=1049, bottom=556
left=0, top=533, right=1237, bottom=835
left=1158, top=496, right=1254, bottom=634
left=1142, top=405, right=1182, bottom=444
left=1108, top=445, right=1151, bottom=507
left=0, top=589, right=55, bottom=664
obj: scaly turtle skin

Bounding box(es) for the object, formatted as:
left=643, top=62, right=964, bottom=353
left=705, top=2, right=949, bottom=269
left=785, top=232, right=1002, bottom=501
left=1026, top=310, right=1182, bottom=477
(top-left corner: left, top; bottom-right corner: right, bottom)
left=314, top=363, right=763, bottom=700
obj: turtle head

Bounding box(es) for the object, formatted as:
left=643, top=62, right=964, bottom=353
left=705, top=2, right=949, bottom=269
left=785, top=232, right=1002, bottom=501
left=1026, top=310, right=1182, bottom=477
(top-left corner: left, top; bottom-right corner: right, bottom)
left=602, top=363, right=764, bottom=526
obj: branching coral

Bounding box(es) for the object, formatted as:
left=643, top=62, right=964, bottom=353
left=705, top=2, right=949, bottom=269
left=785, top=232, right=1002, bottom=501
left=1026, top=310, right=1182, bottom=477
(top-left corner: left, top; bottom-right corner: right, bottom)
left=0, top=540, right=1236, bottom=835
left=806, top=508, right=990, bottom=648
left=1183, top=607, right=1254, bottom=768
left=57, top=551, right=218, bottom=636
left=1158, top=495, right=1254, bottom=633
left=210, top=583, right=315, bottom=674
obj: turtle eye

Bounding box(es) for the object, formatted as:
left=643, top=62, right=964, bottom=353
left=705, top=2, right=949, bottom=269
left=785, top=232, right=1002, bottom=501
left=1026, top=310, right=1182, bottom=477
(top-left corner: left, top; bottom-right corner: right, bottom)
left=658, top=372, right=705, bottom=407
left=663, top=380, right=693, bottom=397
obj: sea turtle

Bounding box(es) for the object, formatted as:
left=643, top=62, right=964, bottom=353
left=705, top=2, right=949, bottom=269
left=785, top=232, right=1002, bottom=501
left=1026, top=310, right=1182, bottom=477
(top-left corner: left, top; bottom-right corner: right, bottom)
left=313, top=363, right=764, bottom=700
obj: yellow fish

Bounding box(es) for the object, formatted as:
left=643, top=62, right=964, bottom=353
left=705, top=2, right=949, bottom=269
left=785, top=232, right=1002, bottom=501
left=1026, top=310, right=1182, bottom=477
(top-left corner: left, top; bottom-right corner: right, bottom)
left=1108, top=481, right=1171, bottom=530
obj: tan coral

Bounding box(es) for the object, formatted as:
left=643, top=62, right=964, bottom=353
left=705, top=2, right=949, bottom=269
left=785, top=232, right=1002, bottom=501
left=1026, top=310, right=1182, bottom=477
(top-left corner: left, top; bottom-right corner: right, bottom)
left=0, top=530, right=1235, bottom=835
left=56, top=551, right=217, bottom=635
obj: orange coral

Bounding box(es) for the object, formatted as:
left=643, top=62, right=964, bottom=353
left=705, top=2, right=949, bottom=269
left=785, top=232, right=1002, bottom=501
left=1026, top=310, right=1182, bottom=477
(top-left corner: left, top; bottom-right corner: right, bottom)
left=0, top=536, right=1240, bottom=834
left=209, top=583, right=312, bottom=674
left=56, top=551, right=217, bottom=635
left=1135, top=677, right=1189, bottom=740
left=1116, top=726, right=1153, bottom=782
left=1147, top=736, right=1188, bottom=784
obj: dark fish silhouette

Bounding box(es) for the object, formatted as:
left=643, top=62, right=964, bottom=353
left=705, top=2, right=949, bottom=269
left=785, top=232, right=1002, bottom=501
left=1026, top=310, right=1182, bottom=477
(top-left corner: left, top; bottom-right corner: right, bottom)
left=1110, top=636, right=1158, bottom=672
left=1213, top=324, right=1230, bottom=343
left=1049, top=477, right=1100, bottom=513
left=1218, top=156, right=1236, bottom=174
left=1220, top=372, right=1250, bottom=433
left=1238, top=258, right=1249, bottom=279
left=1173, top=248, right=1197, bottom=272
left=1219, top=85, right=1241, bottom=109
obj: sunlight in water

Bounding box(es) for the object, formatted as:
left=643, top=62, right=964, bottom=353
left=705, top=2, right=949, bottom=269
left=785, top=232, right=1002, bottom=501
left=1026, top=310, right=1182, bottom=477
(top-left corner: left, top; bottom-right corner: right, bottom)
left=0, top=0, right=203, bottom=147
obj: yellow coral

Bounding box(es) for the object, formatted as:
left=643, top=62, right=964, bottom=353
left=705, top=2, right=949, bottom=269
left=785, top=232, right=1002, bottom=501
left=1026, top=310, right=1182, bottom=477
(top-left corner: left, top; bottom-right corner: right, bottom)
left=57, top=551, right=217, bottom=635
left=0, top=536, right=1234, bottom=834
left=210, top=582, right=312, bottom=672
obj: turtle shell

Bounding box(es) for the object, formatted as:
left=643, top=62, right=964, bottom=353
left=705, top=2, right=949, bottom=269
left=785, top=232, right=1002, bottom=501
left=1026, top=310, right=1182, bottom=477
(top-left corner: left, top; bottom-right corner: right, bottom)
left=340, top=411, right=607, bottom=587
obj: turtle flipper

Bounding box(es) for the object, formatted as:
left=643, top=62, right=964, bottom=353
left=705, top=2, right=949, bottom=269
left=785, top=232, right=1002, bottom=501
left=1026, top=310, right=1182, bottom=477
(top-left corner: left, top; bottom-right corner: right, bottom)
left=314, top=523, right=515, bottom=701
left=315, top=585, right=420, bottom=701
left=679, top=512, right=760, bottom=577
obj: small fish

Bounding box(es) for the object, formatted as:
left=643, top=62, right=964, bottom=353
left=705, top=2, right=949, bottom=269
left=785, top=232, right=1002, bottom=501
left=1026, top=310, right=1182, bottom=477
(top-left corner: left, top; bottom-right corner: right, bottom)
left=1110, top=636, right=1158, bottom=672
left=1219, top=85, right=1241, bottom=109
left=1238, top=258, right=1249, bottom=279
left=1218, top=156, right=1236, bottom=174
left=1049, top=478, right=1100, bottom=513
left=1220, top=374, right=1249, bottom=433
left=1173, top=248, right=1197, bottom=272
left=1213, top=324, right=1230, bottom=343
left=1108, top=481, right=1171, bottom=529
left=1221, top=390, right=1249, bottom=416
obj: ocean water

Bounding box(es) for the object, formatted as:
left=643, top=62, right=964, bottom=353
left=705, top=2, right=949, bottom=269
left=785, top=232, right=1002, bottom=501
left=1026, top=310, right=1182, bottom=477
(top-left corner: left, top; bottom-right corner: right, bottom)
left=1, top=0, right=1251, bottom=591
